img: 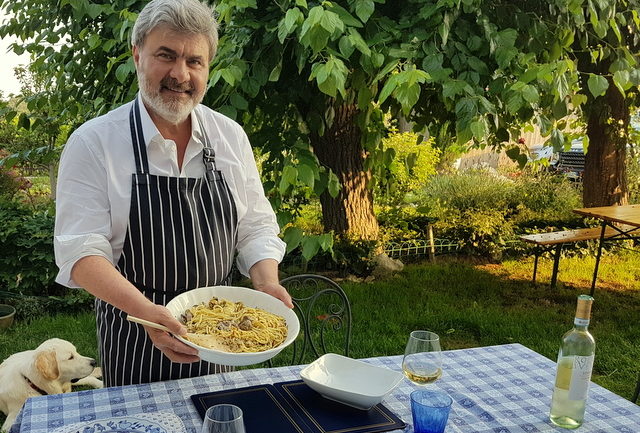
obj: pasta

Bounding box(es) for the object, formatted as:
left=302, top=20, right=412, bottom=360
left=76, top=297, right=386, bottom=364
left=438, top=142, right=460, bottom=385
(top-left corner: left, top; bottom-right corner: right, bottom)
left=182, top=297, right=288, bottom=353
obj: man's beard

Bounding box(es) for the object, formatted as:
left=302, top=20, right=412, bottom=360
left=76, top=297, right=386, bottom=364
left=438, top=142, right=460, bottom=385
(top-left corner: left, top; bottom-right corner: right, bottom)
left=138, top=71, right=204, bottom=125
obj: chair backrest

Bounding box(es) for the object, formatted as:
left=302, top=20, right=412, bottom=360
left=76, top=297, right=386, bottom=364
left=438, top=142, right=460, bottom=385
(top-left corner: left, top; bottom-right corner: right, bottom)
left=272, top=274, right=352, bottom=366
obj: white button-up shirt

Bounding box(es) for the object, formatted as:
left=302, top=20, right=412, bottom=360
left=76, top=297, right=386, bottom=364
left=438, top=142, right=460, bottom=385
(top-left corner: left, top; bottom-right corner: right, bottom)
left=54, top=96, right=285, bottom=288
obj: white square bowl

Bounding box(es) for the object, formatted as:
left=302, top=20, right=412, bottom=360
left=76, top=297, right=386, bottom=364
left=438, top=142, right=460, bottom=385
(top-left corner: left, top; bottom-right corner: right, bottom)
left=299, top=353, right=404, bottom=410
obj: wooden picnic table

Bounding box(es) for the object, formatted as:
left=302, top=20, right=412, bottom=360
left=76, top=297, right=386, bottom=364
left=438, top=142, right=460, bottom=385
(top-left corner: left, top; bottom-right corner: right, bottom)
left=573, top=204, right=640, bottom=295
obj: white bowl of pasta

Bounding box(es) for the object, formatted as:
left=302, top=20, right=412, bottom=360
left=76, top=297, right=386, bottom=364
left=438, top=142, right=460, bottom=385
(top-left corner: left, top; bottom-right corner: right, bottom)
left=166, top=285, right=300, bottom=366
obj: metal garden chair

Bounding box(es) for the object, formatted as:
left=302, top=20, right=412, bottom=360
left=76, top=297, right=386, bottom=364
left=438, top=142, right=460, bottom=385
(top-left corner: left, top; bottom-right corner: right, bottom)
left=267, top=274, right=352, bottom=366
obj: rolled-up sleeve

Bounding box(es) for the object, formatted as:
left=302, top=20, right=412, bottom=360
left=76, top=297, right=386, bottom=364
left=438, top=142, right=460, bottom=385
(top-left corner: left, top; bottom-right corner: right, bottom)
left=233, top=131, right=286, bottom=276
left=54, top=132, right=114, bottom=288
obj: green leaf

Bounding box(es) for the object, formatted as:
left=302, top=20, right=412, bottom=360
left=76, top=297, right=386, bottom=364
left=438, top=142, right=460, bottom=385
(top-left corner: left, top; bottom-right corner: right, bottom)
left=354, top=0, right=374, bottom=23
left=278, top=7, right=303, bottom=43
left=438, top=13, right=451, bottom=47
left=587, top=74, right=608, bottom=97
left=230, top=93, right=248, bottom=110
left=326, top=3, right=362, bottom=28
left=520, top=67, right=538, bottom=84
left=442, top=80, right=467, bottom=99
left=217, top=105, right=237, bottom=120
left=298, top=163, right=315, bottom=188
left=609, top=18, right=622, bottom=42
left=308, top=27, right=331, bottom=53
left=301, top=236, right=321, bottom=261
left=552, top=100, right=568, bottom=119
left=327, top=171, right=341, bottom=197
left=86, top=3, right=103, bottom=19
left=283, top=226, right=304, bottom=253
left=279, top=165, right=298, bottom=195
left=18, top=113, right=30, bottom=130
left=318, top=10, right=343, bottom=35
left=268, top=60, right=282, bottom=82
left=505, top=147, right=520, bottom=160
left=339, top=36, right=355, bottom=58
left=467, top=56, right=488, bottom=75
left=629, top=69, right=640, bottom=86
left=613, top=70, right=630, bottom=94
left=88, top=33, right=101, bottom=49
left=521, top=85, right=539, bottom=103
left=318, top=233, right=333, bottom=251
left=295, top=0, right=308, bottom=8
left=357, top=85, right=372, bottom=110
left=115, top=63, right=130, bottom=84
left=348, top=29, right=371, bottom=56
left=553, top=73, right=569, bottom=101
left=496, top=128, right=509, bottom=142
left=378, top=74, right=399, bottom=104
left=470, top=118, right=487, bottom=141
left=371, top=53, right=384, bottom=68
left=550, top=128, right=564, bottom=149
left=395, top=81, right=421, bottom=115
left=505, top=92, right=523, bottom=114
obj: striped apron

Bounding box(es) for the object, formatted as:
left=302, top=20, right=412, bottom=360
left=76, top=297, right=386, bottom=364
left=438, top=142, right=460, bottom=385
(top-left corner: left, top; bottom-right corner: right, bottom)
left=96, top=98, right=238, bottom=387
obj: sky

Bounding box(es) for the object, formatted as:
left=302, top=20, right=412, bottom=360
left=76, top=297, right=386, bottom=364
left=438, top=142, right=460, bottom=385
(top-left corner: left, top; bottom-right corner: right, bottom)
left=0, top=11, right=29, bottom=97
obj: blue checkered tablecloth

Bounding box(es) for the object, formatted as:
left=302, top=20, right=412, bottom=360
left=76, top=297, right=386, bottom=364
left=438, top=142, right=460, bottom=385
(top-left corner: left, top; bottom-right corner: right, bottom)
left=10, top=343, right=640, bottom=433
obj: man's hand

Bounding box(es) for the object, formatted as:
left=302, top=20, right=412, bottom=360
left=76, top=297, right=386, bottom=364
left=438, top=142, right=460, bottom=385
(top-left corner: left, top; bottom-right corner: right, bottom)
left=255, top=281, right=293, bottom=308
left=141, top=304, right=200, bottom=363
left=249, top=259, right=293, bottom=308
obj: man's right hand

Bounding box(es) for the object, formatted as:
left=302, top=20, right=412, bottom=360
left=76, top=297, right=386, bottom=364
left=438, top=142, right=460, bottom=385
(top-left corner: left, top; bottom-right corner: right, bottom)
left=72, top=256, right=201, bottom=364
left=141, top=304, right=200, bottom=363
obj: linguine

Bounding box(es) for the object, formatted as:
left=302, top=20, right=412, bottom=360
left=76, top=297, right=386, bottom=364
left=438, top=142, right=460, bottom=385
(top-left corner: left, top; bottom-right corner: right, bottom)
left=182, top=297, right=287, bottom=353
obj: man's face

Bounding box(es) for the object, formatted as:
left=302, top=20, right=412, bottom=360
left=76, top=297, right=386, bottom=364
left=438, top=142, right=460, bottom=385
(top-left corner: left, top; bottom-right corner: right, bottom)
left=133, top=24, right=209, bottom=125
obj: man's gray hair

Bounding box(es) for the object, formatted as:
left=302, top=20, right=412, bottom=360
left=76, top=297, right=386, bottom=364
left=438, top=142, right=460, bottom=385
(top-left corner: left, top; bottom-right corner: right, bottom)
left=132, top=0, right=218, bottom=61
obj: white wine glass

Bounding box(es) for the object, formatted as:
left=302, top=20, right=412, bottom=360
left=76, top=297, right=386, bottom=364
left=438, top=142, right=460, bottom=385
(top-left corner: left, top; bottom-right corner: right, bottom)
left=402, top=330, right=443, bottom=385
left=201, top=404, right=246, bottom=433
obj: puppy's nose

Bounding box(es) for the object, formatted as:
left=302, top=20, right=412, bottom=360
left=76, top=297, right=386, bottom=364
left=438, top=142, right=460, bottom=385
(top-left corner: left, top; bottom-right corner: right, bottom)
left=90, top=359, right=97, bottom=367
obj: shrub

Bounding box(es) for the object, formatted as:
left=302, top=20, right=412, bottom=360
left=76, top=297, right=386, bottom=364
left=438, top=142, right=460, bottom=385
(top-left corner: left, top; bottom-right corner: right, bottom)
left=0, top=199, right=59, bottom=296
left=377, top=131, right=439, bottom=204
left=380, top=170, right=583, bottom=257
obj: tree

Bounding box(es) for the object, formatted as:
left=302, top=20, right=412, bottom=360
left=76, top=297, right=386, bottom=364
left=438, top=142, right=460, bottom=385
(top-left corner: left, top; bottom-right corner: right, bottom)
left=501, top=1, right=640, bottom=206
left=1, top=0, right=638, bottom=251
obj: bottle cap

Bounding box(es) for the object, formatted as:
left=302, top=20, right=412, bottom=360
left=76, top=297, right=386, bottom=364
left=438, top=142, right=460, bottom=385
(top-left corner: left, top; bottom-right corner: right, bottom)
left=576, top=294, right=594, bottom=320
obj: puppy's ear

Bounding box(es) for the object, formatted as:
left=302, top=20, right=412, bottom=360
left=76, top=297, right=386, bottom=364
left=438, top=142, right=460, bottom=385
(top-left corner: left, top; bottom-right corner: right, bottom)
left=35, top=349, right=60, bottom=381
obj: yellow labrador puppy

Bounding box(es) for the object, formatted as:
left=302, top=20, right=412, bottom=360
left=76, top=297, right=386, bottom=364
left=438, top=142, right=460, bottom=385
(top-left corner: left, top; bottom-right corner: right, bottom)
left=0, top=338, right=103, bottom=431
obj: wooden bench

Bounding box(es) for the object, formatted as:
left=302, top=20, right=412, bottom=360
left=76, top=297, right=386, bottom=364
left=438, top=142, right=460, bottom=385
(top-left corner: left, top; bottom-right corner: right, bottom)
left=519, top=227, right=621, bottom=288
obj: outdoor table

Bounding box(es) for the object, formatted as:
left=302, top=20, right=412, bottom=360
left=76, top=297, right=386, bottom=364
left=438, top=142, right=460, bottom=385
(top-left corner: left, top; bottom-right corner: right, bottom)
left=10, top=343, right=640, bottom=433
left=574, top=204, right=640, bottom=295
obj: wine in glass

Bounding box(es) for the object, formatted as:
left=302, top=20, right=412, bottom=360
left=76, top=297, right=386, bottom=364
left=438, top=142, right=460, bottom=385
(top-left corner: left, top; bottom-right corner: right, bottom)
left=402, top=330, right=443, bottom=385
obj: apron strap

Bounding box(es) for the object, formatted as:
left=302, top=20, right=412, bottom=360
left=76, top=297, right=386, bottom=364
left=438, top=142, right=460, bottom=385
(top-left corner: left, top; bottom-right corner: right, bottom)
left=195, top=110, right=222, bottom=182
left=130, top=98, right=150, bottom=175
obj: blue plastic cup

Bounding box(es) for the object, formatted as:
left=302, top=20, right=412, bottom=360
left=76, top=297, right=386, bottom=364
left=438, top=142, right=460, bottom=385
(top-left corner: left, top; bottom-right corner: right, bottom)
left=410, top=389, right=453, bottom=433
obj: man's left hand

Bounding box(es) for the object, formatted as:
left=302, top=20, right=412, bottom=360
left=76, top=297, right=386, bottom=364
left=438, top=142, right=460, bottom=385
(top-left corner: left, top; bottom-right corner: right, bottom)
left=256, top=281, right=293, bottom=308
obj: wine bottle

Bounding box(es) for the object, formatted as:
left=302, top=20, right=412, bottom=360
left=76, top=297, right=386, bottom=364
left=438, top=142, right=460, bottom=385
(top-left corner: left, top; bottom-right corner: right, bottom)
left=549, top=294, right=595, bottom=429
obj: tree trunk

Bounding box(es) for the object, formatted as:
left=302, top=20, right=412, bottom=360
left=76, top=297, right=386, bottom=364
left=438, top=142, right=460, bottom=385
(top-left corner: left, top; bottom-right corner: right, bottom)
left=311, top=103, right=380, bottom=241
left=583, top=82, right=629, bottom=207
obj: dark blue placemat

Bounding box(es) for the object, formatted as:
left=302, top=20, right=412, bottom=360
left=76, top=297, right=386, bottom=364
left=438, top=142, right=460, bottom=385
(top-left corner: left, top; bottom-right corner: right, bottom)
left=275, top=380, right=406, bottom=433
left=190, top=380, right=405, bottom=433
left=191, top=383, right=310, bottom=433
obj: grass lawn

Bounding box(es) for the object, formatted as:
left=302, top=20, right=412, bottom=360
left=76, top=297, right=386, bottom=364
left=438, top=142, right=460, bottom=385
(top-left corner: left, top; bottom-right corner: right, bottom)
left=1, top=250, right=638, bottom=428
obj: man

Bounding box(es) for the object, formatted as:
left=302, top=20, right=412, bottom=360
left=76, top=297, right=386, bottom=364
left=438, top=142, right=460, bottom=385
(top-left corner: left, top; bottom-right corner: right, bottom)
left=54, top=0, right=292, bottom=387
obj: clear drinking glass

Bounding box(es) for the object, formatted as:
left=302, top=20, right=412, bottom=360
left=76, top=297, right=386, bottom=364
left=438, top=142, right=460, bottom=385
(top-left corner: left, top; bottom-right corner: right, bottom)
left=201, top=404, right=246, bottom=433
left=402, top=330, right=443, bottom=385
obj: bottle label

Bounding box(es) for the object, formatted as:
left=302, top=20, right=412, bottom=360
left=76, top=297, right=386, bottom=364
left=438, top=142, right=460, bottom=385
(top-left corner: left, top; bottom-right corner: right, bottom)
left=568, top=354, right=594, bottom=400
left=574, top=317, right=589, bottom=326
